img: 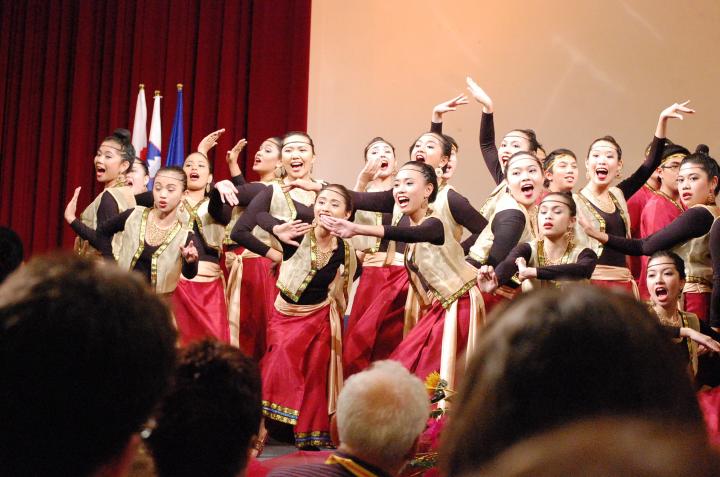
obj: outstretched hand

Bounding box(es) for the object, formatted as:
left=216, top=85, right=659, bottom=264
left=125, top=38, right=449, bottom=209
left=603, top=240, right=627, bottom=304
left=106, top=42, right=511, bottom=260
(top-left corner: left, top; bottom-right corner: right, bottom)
left=198, top=128, right=226, bottom=155
left=215, top=180, right=240, bottom=206
left=226, top=138, right=247, bottom=165
left=272, top=220, right=313, bottom=246
left=180, top=241, right=199, bottom=263
left=466, top=76, right=493, bottom=113
left=64, top=186, right=81, bottom=224
left=319, top=215, right=357, bottom=239
left=660, top=100, right=695, bottom=121
left=432, top=94, right=469, bottom=122
left=476, top=265, right=498, bottom=293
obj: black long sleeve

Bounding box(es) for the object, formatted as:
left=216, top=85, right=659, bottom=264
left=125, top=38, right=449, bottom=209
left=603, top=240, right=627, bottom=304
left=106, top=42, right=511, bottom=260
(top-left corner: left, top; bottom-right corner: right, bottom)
left=134, top=191, right=154, bottom=207
left=605, top=207, right=714, bottom=256
left=486, top=209, right=527, bottom=267
left=350, top=189, right=396, bottom=213
left=494, top=242, right=532, bottom=285
left=70, top=219, right=100, bottom=248
left=90, top=192, right=121, bottom=257
left=536, top=248, right=598, bottom=280
left=617, top=136, right=663, bottom=199
left=382, top=217, right=444, bottom=245
left=208, top=189, right=234, bottom=225
left=447, top=189, right=488, bottom=249
left=97, top=208, right=133, bottom=236
left=430, top=121, right=443, bottom=134
left=479, top=112, right=504, bottom=185
left=710, top=220, right=720, bottom=327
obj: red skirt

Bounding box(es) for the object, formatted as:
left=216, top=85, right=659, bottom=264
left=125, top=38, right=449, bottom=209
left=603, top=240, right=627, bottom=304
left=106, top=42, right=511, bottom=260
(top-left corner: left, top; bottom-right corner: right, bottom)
left=684, top=292, right=711, bottom=322
left=238, top=256, right=278, bottom=360
left=261, top=303, right=333, bottom=448
left=343, top=265, right=408, bottom=378
left=172, top=275, right=230, bottom=346
left=390, top=294, right=471, bottom=382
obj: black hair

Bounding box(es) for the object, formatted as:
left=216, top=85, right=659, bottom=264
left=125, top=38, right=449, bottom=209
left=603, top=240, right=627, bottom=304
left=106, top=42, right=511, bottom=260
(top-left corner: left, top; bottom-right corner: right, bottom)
left=587, top=135, right=623, bottom=161
left=540, top=191, right=577, bottom=217
left=661, top=144, right=690, bottom=162
left=399, top=160, right=439, bottom=203
left=135, top=159, right=150, bottom=176
left=154, top=166, right=188, bottom=191
left=441, top=285, right=702, bottom=476
left=282, top=131, right=315, bottom=154
left=444, top=134, right=459, bottom=152
left=542, top=149, right=577, bottom=188
left=0, top=254, right=177, bottom=476
left=103, top=128, right=136, bottom=173
left=363, top=136, right=396, bottom=160
left=680, top=147, right=720, bottom=195
left=503, top=151, right=543, bottom=177
left=184, top=151, right=214, bottom=174
left=0, top=227, right=23, bottom=284
left=148, top=340, right=262, bottom=477
left=506, top=129, right=542, bottom=154
left=648, top=250, right=686, bottom=280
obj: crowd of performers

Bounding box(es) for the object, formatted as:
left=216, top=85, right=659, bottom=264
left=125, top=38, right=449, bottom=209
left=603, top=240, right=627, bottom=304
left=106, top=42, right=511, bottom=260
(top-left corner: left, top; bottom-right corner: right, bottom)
left=66, top=78, right=720, bottom=450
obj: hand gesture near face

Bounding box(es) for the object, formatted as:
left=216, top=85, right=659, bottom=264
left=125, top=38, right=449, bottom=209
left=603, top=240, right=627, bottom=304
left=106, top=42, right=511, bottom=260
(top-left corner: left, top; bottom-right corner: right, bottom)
left=64, top=186, right=81, bottom=224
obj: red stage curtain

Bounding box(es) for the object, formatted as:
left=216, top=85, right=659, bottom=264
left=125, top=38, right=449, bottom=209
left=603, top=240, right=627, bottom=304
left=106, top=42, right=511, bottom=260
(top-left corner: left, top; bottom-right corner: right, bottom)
left=0, top=0, right=311, bottom=256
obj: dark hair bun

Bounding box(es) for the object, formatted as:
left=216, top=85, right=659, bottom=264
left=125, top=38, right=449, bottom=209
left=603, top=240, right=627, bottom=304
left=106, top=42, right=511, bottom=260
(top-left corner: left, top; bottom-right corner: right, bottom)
left=112, top=128, right=132, bottom=144
left=696, top=144, right=710, bottom=155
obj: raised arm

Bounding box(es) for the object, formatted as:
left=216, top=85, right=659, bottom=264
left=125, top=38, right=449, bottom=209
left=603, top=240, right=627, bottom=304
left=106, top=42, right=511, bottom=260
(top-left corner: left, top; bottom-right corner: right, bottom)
left=430, top=93, right=469, bottom=132
left=447, top=189, right=489, bottom=251
left=466, top=77, right=503, bottom=184
left=618, top=101, right=695, bottom=199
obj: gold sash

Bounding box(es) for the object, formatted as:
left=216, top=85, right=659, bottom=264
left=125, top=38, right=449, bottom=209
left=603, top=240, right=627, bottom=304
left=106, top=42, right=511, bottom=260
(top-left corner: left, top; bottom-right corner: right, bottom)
left=325, top=454, right=380, bottom=477
left=182, top=197, right=225, bottom=251
left=438, top=286, right=484, bottom=409
left=591, top=264, right=639, bottom=298
left=274, top=295, right=343, bottom=415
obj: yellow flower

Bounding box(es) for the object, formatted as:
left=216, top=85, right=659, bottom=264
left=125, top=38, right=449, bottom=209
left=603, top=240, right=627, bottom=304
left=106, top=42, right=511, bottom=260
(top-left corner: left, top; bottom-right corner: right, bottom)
left=425, top=371, right=441, bottom=391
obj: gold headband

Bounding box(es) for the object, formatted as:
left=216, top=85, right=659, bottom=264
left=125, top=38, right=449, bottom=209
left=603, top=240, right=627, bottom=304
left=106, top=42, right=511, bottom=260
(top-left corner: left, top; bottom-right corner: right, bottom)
left=504, top=133, right=530, bottom=142
left=282, top=140, right=312, bottom=148
left=543, top=154, right=573, bottom=172
left=539, top=197, right=573, bottom=209
left=647, top=259, right=677, bottom=269
left=367, top=140, right=390, bottom=150
left=661, top=153, right=686, bottom=165
left=506, top=153, right=540, bottom=169
left=155, top=172, right=185, bottom=182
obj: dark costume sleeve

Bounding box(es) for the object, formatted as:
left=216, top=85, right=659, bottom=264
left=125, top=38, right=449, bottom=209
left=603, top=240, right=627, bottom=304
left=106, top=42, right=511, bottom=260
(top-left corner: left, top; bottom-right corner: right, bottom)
left=494, top=243, right=532, bottom=285
left=97, top=208, right=133, bottom=236
left=617, top=135, right=663, bottom=199
left=382, top=217, right=444, bottom=245
left=479, top=112, right=504, bottom=185
left=447, top=189, right=488, bottom=252
left=485, top=209, right=527, bottom=267
left=230, top=187, right=275, bottom=257
left=134, top=191, right=154, bottom=207
left=604, top=207, right=715, bottom=256
left=536, top=248, right=598, bottom=280
left=709, top=220, right=720, bottom=328
left=350, top=189, right=396, bottom=213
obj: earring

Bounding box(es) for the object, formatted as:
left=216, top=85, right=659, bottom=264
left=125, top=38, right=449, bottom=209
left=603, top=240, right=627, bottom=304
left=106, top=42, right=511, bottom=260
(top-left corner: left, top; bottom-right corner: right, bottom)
left=117, top=174, right=126, bottom=187
left=205, top=182, right=211, bottom=194
left=434, top=167, right=444, bottom=178
left=707, top=193, right=716, bottom=205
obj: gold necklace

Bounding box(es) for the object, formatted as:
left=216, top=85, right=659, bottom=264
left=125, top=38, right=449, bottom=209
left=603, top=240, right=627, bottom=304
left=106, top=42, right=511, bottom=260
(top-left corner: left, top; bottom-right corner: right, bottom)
left=146, top=211, right=174, bottom=247
left=584, top=188, right=615, bottom=213
left=315, top=238, right=337, bottom=269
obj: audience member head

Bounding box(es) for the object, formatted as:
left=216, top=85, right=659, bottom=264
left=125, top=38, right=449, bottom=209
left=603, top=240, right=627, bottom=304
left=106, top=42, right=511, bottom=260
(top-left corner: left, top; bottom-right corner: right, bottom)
left=441, top=285, right=702, bottom=476
left=0, top=226, right=23, bottom=284
left=0, top=254, right=177, bottom=476
left=148, top=340, right=262, bottom=477
left=336, top=360, right=429, bottom=476
left=476, top=417, right=720, bottom=477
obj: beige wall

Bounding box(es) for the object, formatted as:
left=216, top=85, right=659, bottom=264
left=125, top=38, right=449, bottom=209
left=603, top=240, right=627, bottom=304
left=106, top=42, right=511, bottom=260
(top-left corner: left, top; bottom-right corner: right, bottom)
left=308, top=0, right=720, bottom=207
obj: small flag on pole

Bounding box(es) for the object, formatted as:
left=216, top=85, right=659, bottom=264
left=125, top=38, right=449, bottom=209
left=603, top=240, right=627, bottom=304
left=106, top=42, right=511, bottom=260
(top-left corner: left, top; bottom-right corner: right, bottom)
left=165, top=84, right=185, bottom=167
left=131, top=84, right=148, bottom=162
left=147, top=91, right=162, bottom=179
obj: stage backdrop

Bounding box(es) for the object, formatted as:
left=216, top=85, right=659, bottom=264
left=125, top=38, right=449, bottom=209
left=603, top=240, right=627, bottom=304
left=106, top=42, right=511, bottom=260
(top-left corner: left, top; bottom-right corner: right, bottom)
left=308, top=0, right=720, bottom=209
left=0, top=0, right=311, bottom=255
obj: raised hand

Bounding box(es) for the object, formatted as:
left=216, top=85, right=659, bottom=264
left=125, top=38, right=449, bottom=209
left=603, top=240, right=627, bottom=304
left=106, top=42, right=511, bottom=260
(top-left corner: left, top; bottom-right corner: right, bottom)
left=180, top=241, right=199, bottom=263
left=516, top=257, right=537, bottom=280
left=656, top=100, right=695, bottom=138
left=466, top=76, right=493, bottom=113
left=64, top=186, right=81, bottom=224
left=355, top=156, right=383, bottom=190
left=432, top=94, right=469, bottom=122
left=476, top=265, right=498, bottom=293
left=226, top=138, right=247, bottom=165
left=272, top=220, right=313, bottom=246
left=214, top=180, right=239, bottom=206
left=319, top=215, right=357, bottom=238
left=197, top=128, right=226, bottom=155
